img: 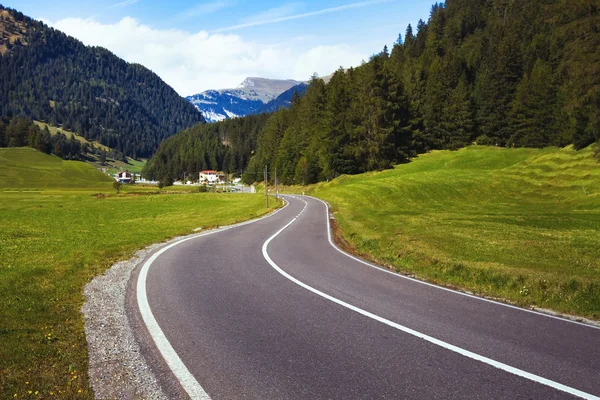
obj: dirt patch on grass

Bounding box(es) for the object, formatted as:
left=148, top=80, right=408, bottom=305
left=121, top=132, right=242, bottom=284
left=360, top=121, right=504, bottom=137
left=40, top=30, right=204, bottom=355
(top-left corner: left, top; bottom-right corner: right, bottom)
left=0, top=10, right=28, bottom=55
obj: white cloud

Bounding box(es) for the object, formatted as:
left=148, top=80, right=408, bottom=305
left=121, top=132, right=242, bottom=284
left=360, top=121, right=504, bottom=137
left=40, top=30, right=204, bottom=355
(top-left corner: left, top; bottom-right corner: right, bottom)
left=49, top=17, right=367, bottom=96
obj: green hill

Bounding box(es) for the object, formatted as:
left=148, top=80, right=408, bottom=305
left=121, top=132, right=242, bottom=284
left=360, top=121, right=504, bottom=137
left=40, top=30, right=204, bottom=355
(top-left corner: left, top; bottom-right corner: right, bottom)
left=309, top=145, right=600, bottom=318
left=32, top=121, right=147, bottom=174
left=0, top=147, right=114, bottom=188
left=0, top=5, right=204, bottom=158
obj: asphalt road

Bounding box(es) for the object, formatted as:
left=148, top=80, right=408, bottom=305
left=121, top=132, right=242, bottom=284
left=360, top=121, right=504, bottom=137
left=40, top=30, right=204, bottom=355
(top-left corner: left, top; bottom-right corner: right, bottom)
left=131, top=195, right=600, bottom=399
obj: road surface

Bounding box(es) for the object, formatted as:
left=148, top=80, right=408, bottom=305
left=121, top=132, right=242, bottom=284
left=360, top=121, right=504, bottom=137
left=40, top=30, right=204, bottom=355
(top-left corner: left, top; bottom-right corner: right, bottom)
left=129, top=195, right=600, bottom=399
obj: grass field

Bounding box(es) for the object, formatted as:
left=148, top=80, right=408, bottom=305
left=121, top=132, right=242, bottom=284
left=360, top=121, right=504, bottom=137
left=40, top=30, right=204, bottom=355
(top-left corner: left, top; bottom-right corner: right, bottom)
left=0, top=147, right=114, bottom=189
left=0, top=148, right=278, bottom=399
left=306, top=145, right=600, bottom=320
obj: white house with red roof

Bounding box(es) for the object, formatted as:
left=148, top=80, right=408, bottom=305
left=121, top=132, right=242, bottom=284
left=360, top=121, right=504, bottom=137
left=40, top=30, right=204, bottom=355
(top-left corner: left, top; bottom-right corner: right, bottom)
left=199, top=170, right=223, bottom=185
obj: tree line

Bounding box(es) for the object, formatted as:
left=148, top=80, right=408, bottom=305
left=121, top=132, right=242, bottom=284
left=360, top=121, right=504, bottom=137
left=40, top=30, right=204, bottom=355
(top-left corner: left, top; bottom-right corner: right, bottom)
left=1, top=116, right=84, bottom=159
left=0, top=5, right=204, bottom=159
left=142, top=114, right=269, bottom=182
left=150, top=0, right=600, bottom=184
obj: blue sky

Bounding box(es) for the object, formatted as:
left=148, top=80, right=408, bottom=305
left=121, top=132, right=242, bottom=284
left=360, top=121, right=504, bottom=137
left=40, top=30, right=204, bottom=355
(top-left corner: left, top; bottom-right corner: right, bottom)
left=6, top=0, right=434, bottom=95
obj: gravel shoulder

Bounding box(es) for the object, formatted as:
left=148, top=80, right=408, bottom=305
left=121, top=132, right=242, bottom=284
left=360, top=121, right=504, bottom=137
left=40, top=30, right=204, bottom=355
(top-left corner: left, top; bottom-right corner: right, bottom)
left=81, top=204, right=286, bottom=399
left=82, top=240, right=171, bottom=400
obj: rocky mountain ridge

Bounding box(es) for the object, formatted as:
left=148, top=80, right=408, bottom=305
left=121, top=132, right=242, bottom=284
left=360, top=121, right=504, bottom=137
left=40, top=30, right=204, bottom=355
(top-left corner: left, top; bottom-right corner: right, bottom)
left=186, top=77, right=304, bottom=122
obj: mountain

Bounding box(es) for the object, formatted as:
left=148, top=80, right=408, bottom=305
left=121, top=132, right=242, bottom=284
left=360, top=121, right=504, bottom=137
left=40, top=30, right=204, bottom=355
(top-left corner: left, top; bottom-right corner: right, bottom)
left=147, top=0, right=600, bottom=187
left=186, top=78, right=302, bottom=123
left=257, top=83, right=308, bottom=115
left=186, top=90, right=264, bottom=123
left=0, top=5, right=204, bottom=158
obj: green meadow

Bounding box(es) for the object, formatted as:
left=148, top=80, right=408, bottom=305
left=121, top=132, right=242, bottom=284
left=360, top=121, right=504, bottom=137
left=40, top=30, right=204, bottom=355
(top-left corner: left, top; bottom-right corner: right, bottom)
left=0, top=147, right=114, bottom=189
left=307, top=145, right=600, bottom=320
left=0, top=148, right=278, bottom=399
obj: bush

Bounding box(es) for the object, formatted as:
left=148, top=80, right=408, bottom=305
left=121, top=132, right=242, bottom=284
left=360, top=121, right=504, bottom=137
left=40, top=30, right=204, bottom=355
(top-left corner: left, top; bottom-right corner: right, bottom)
left=113, top=181, right=122, bottom=193
left=475, top=135, right=496, bottom=146
left=198, top=185, right=208, bottom=193
left=159, top=173, right=173, bottom=189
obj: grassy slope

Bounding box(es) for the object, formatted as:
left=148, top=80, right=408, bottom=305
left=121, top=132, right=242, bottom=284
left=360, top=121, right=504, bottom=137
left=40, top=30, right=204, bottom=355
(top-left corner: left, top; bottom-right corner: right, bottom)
left=33, top=121, right=111, bottom=152
left=0, top=148, right=278, bottom=398
left=308, top=146, right=600, bottom=319
left=0, top=147, right=114, bottom=189
left=96, top=157, right=146, bottom=175
left=32, top=122, right=147, bottom=174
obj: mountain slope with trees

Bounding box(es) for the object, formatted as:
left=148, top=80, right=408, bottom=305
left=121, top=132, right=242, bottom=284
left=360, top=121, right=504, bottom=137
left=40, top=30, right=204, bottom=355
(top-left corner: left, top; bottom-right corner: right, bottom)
left=0, top=5, right=204, bottom=158
left=142, top=113, right=269, bottom=182
left=146, top=0, right=599, bottom=185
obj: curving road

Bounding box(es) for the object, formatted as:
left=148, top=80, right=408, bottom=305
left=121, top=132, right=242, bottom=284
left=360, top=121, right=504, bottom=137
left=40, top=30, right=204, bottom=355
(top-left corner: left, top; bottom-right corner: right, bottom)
left=129, top=195, right=600, bottom=400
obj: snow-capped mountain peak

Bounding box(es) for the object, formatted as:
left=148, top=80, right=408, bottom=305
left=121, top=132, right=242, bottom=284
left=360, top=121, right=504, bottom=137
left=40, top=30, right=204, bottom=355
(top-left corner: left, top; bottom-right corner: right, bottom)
left=186, top=77, right=304, bottom=123
left=239, top=77, right=256, bottom=88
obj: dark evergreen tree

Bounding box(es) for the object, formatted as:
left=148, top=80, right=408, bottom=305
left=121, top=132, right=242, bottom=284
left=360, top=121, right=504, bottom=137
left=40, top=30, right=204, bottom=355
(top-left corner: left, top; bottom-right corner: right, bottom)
left=0, top=119, right=6, bottom=147
left=509, top=59, right=557, bottom=147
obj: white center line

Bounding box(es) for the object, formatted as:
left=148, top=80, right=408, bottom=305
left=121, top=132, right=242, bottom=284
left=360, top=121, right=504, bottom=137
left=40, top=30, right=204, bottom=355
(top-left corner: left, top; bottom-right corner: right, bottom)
left=266, top=196, right=599, bottom=400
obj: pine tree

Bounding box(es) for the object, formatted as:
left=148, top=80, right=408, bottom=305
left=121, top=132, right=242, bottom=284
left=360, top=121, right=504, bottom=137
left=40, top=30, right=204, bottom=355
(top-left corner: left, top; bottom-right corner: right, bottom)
left=442, top=74, right=474, bottom=147
left=0, top=120, right=6, bottom=147
left=323, top=68, right=357, bottom=176
left=552, top=0, right=600, bottom=148
left=509, top=59, right=557, bottom=147
left=423, top=56, right=449, bottom=147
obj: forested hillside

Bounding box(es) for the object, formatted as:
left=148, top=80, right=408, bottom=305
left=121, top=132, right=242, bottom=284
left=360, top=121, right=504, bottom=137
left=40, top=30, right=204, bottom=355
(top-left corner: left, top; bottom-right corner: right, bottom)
left=0, top=115, right=132, bottom=165
left=0, top=5, right=204, bottom=158
left=1, top=116, right=88, bottom=160
left=146, top=0, right=600, bottom=185
left=142, top=114, right=269, bottom=181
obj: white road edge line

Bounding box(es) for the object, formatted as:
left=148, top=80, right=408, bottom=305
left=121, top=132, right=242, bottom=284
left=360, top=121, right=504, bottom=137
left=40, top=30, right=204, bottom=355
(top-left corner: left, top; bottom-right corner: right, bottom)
left=298, top=195, right=600, bottom=330
left=264, top=197, right=599, bottom=400
left=137, top=202, right=289, bottom=400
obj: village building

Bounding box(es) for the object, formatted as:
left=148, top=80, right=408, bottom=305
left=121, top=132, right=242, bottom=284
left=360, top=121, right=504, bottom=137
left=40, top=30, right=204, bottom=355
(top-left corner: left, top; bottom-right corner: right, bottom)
left=199, top=170, right=225, bottom=185
left=116, top=171, right=132, bottom=183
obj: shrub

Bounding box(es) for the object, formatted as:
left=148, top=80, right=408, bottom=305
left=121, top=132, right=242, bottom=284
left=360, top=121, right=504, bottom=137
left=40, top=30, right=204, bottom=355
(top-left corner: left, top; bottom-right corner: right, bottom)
left=475, top=135, right=496, bottom=146
left=113, top=181, right=122, bottom=194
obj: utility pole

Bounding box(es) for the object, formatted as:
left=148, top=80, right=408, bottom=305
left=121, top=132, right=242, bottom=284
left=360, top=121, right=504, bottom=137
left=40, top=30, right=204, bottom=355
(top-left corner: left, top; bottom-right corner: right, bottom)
left=274, top=168, right=278, bottom=200
left=264, top=165, right=269, bottom=208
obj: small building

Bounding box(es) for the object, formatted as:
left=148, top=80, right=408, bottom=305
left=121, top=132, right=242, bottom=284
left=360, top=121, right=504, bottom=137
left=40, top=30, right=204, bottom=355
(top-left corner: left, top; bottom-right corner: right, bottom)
left=200, top=170, right=220, bottom=185
left=116, top=171, right=132, bottom=183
